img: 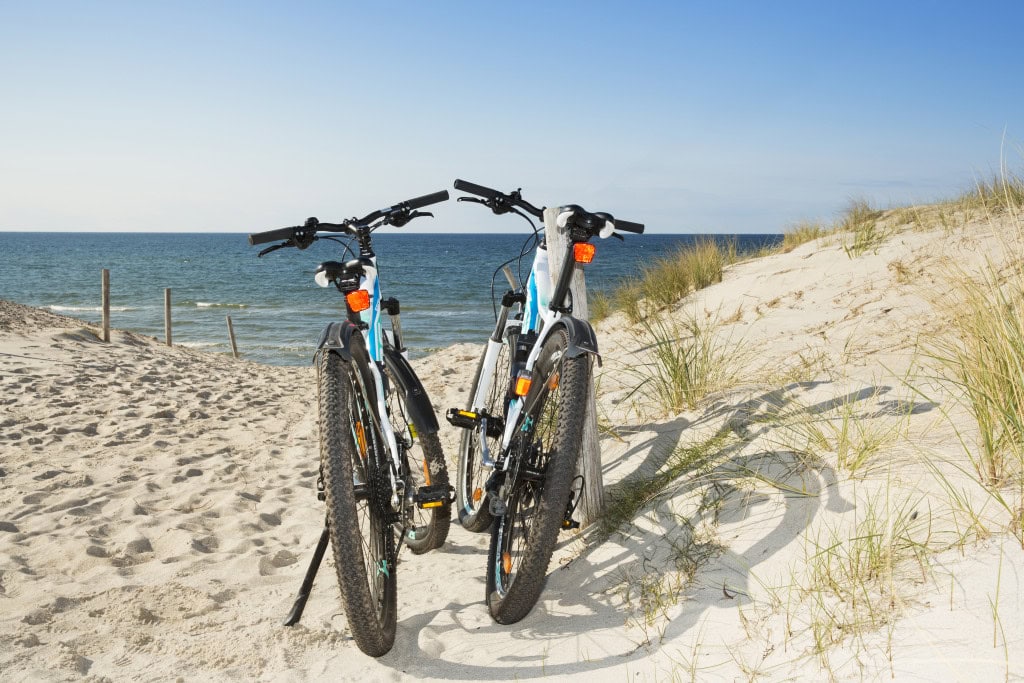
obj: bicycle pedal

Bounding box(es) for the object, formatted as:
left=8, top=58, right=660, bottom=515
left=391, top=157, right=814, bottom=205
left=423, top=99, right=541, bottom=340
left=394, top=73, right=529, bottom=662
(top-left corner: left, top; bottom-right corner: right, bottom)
left=414, top=484, right=450, bottom=509
left=446, top=408, right=480, bottom=430
left=445, top=408, right=504, bottom=438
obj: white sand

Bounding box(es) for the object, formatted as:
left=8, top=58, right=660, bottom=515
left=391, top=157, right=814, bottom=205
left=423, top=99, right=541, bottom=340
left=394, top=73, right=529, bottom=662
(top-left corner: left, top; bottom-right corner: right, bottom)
left=2, top=211, right=1023, bottom=681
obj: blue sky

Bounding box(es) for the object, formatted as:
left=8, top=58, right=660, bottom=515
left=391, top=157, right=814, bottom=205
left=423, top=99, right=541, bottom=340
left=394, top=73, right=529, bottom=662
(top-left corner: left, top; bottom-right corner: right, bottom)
left=1, top=1, right=1021, bottom=233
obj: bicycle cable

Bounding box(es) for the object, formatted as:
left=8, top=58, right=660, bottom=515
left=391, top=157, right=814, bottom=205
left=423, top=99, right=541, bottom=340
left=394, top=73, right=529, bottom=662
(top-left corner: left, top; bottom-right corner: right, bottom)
left=488, top=210, right=541, bottom=321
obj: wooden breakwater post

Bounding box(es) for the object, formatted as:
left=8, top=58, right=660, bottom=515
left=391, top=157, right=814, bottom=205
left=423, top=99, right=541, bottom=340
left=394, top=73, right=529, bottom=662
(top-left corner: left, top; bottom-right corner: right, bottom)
left=226, top=315, right=239, bottom=358
left=544, top=207, right=604, bottom=527
left=164, top=288, right=172, bottom=346
left=101, top=269, right=110, bottom=342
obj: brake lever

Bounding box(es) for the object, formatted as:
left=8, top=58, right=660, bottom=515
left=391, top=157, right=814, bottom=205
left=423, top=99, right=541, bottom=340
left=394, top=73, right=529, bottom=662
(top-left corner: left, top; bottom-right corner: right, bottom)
left=258, top=241, right=293, bottom=257
left=390, top=210, right=433, bottom=228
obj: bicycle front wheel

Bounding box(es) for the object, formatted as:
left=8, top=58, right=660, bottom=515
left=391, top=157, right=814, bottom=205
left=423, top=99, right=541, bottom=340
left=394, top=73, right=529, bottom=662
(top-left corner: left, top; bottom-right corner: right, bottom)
left=485, top=328, right=589, bottom=624
left=318, top=344, right=397, bottom=657
left=456, top=339, right=511, bottom=532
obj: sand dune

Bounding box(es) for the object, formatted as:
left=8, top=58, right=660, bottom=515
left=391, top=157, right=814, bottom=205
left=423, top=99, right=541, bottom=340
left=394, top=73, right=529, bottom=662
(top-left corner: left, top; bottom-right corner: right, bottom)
left=2, top=210, right=1023, bottom=681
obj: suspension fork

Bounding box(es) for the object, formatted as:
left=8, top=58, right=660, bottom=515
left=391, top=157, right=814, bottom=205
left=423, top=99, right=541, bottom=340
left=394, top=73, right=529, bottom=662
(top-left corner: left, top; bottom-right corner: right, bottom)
left=381, top=297, right=405, bottom=354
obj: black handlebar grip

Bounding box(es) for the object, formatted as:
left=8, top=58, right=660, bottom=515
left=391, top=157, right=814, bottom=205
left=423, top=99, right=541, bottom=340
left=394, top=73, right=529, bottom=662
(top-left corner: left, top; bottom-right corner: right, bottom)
left=453, top=179, right=502, bottom=200
left=401, top=190, right=450, bottom=211
left=615, top=219, right=645, bottom=234
left=248, top=226, right=298, bottom=246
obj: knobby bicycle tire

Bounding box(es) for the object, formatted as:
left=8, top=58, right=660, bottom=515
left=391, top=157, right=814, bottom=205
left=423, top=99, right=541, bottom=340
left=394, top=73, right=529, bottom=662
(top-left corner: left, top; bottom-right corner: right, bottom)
left=484, top=328, right=589, bottom=624
left=382, top=355, right=451, bottom=554
left=456, top=341, right=512, bottom=532
left=318, top=343, right=398, bottom=657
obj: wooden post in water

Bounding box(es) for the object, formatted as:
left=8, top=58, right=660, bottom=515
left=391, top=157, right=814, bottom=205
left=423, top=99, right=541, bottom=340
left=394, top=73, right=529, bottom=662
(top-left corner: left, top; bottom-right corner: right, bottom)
left=226, top=315, right=239, bottom=359
left=544, top=207, right=604, bottom=527
left=164, top=288, right=172, bottom=346
left=101, top=269, right=110, bottom=342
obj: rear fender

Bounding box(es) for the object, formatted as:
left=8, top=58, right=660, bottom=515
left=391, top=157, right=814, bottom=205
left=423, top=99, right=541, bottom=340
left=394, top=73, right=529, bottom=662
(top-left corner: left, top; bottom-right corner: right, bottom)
left=549, top=316, right=600, bottom=364
left=315, top=321, right=360, bottom=362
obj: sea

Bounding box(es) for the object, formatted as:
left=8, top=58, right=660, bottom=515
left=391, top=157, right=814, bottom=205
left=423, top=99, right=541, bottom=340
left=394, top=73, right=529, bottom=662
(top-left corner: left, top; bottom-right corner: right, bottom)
left=0, top=232, right=781, bottom=366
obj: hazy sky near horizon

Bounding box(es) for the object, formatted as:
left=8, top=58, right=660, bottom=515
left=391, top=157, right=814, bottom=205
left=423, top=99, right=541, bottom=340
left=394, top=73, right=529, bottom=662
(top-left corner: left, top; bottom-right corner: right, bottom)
left=2, top=1, right=1022, bottom=234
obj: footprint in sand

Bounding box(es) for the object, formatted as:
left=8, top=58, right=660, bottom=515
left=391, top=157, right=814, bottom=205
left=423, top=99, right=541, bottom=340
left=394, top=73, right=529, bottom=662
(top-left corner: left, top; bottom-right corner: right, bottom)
left=191, top=536, right=219, bottom=554
left=258, top=549, right=298, bottom=575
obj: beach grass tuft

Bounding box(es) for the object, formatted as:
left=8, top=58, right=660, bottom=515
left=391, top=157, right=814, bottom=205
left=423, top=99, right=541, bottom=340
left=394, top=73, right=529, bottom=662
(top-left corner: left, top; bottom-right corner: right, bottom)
left=592, top=238, right=731, bottom=323
left=623, top=310, right=746, bottom=416
left=782, top=220, right=829, bottom=252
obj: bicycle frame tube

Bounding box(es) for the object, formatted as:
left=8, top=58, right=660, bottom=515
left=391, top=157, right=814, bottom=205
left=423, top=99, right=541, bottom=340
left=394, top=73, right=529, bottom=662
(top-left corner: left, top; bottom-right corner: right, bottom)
left=356, top=257, right=385, bottom=363
left=352, top=254, right=403, bottom=506
left=497, top=239, right=574, bottom=453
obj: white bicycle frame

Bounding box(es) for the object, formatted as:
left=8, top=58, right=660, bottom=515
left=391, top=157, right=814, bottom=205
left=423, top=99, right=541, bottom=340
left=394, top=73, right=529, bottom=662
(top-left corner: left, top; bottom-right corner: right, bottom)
left=468, top=238, right=570, bottom=473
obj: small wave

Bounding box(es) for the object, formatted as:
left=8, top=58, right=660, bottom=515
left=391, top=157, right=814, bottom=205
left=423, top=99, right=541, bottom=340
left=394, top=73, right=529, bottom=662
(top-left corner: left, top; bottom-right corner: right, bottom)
left=46, top=305, right=135, bottom=313
left=195, top=302, right=249, bottom=309
left=178, top=341, right=220, bottom=349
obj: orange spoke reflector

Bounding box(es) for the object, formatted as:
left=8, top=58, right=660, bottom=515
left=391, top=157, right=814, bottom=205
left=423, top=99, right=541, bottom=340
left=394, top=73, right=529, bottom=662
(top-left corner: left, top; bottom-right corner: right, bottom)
left=502, top=551, right=512, bottom=575
left=514, top=373, right=532, bottom=397
left=548, top=370, right=560, bottom=391
left=573, top=242, right=596, bottom=264
left=346, top=289, right=371, bottom=312
left=355, top=421, right=367, bottom=457
left=472, top=488, right=483, bottom=503
left=422, top=459, right=432, bottom=486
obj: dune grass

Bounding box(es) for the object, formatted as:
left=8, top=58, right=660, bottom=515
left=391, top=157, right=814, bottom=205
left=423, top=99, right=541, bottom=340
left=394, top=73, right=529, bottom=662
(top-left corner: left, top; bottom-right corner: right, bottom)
left=598, top=431, right=733, bottom=537
left=957, top=172, right=1024, bottom=214
left=621, top=310, right=747, bottom=417
left=782, top=220, right=829, bottom=252
left=591, top=238, right=731, bottom=323
left=839, top=198, right=890, bottom=258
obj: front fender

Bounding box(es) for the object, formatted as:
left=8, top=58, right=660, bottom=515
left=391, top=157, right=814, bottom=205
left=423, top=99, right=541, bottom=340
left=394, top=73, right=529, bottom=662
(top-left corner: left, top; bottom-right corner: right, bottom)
left=383, top=346, right=441, bottom=435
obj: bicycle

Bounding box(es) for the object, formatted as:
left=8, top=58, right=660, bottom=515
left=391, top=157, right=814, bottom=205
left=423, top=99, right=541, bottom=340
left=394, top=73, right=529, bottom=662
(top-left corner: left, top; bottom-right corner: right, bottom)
left=446, top=179, right=643, bottom=624
left=248, top=190, right=453, bottom=657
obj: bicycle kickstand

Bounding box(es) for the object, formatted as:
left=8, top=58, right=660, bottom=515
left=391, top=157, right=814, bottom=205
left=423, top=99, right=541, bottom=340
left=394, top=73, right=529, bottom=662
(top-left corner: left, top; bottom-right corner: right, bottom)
left=283, top=525, right=330, bottom=626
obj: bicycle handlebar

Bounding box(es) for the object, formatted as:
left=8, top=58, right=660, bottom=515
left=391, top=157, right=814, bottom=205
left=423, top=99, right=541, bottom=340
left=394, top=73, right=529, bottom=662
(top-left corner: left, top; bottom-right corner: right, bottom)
left=613, top=219, right=644, bottom=234
left=403, top=190, right=449, bottom=211
left=248, top=225, right=301, bottom=246
left=454, top=179, right=644, bottom=237
left=453, top=179, right=545, bottom=219
left=247, top=190, right=450, bottom=247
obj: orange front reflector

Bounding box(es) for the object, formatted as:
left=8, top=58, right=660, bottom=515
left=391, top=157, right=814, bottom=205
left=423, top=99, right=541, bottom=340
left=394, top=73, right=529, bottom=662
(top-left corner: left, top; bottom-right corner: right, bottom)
left=502, top=551, right=512, bottom=574
left=514, top=374, right=532, bottom=396
left=573, top=242, right=596, bottom=264
left=346, top=289, right=371, bottom=312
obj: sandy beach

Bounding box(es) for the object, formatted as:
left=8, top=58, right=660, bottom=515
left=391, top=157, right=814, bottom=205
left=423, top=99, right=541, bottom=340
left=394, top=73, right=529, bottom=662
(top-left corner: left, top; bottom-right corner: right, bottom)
left=3, top=205, right=1023, bottom=681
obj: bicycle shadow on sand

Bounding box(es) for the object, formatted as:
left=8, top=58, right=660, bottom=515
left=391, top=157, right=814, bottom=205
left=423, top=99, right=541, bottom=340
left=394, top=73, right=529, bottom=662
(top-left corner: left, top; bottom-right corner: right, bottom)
left=376, top=380, right=933, bottom=679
